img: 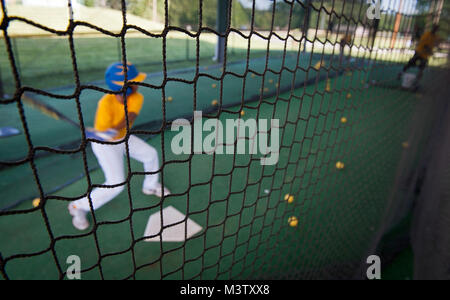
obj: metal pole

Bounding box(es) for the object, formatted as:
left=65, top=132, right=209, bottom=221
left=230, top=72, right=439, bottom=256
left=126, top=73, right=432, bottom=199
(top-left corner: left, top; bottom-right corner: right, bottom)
left=11, top=37, right=22, bottom=78
left=390, top=0, right=404, bottom=49
left=153, top=0, right=158, bottom=21
left=186, top=34, right=189, bottom=60
left=302, top=0, right=312, bottom=53
left=68, top=0, right=74, bottom=21
left=231, top=5, right=235, bottom=56
left=214, top=0, right=231, bottom=63
left=186, top=25, right=192, bottom=61
left=0, top=67, right=4, bottom=100
left=117, top=38, right=121, bottom=62
left=433, top=0, right=444, bottom=25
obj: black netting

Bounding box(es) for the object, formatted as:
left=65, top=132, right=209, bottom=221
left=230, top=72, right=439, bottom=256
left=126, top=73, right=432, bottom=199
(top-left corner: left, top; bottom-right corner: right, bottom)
left=0, top=0, right=449, bottom=280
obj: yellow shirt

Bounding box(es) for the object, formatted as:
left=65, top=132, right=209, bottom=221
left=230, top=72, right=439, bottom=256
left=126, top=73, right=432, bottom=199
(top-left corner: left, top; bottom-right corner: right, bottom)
left=416, top=32, right=438, bottom=59
left=94, top=92, right=144, bottom=140
left=341, top=34, right=352, bottom=45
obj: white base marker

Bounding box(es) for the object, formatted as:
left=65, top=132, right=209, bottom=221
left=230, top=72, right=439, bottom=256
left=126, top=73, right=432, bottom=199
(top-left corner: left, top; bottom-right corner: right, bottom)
left=144, top=206, right=203, bottom=242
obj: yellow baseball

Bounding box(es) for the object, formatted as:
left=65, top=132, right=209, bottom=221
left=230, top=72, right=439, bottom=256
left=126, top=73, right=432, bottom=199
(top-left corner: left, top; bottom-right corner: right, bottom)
left=325, top=79, right=331, bottom=92
left=32, top=198, right=40, bottom=208
left=314, top=61, right=322, bottom=70
left=288, top=216, right=298, bottom=227
left=284, top=194, right=294, bottom=204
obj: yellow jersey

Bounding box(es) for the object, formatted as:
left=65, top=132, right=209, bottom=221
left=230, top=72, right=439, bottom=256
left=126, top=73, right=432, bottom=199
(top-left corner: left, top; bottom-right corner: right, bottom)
left=341, top=34, right=352, bottom=45
left=94, top=92, right=144, bottom=140
left=416, top=31, right=438, bottom=59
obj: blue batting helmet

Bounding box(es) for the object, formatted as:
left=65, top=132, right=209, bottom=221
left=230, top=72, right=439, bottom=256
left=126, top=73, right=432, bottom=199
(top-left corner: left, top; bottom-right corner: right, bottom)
left=105, top=62, right=147, bottom=96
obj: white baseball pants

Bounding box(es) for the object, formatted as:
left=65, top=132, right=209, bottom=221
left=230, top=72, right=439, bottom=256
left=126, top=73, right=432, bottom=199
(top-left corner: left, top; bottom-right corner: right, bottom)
left=73, top=135, right=159, bottom=212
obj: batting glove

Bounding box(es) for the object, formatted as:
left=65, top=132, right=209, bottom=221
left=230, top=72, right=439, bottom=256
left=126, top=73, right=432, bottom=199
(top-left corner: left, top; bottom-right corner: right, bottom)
left=85, top=128, right=118, bottom=142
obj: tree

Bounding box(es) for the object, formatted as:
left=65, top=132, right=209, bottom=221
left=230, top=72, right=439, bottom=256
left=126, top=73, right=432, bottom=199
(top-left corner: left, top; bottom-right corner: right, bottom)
left=84, top=0, right=96, bottom=7
left=127, top=0, right=153, bottom=19
left=168, top=0, right=199, bottom=27
left=166, top=0, right=249, bottom=30
left=231, top=0, right=250, bottom=29
left=106, top=0, right=122, bottom=10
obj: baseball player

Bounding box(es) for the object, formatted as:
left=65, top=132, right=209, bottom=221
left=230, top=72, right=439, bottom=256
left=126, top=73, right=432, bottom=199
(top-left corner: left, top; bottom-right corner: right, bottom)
left=68, top=62, right=170, bottom=231
left=339, top=33, right=352, bottom=62
left=398, top=25, right=441, bottom=86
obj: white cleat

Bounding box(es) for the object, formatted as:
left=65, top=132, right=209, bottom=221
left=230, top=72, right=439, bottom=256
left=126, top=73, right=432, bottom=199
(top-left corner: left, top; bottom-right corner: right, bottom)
left=68, top=203, right=90, bottom=231
left=143, top=183, right=171, bottom=198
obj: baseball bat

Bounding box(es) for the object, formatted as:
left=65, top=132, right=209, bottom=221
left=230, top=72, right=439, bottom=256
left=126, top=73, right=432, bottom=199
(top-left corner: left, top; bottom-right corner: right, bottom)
left=21, top=93, right=81, bottom=129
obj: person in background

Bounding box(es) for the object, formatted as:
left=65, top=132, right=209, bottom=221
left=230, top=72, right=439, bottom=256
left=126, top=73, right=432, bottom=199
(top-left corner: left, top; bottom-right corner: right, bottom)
left=399, top=25, right=441, bottom=86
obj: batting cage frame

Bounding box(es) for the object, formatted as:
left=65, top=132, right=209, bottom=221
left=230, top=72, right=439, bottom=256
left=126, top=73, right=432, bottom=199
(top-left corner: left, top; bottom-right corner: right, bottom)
left=0, top=0, right=449, bottom=280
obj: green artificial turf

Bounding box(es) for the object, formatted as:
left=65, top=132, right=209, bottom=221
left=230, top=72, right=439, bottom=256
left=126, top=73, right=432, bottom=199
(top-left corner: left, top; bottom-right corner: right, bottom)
left=0, top=51, right=334, bottom=207
left=0, top=60, right=424, bottom=279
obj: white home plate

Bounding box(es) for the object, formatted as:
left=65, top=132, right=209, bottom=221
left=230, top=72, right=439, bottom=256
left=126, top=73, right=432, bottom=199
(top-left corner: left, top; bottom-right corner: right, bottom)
left=143, top=206, right=203, bottom=242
